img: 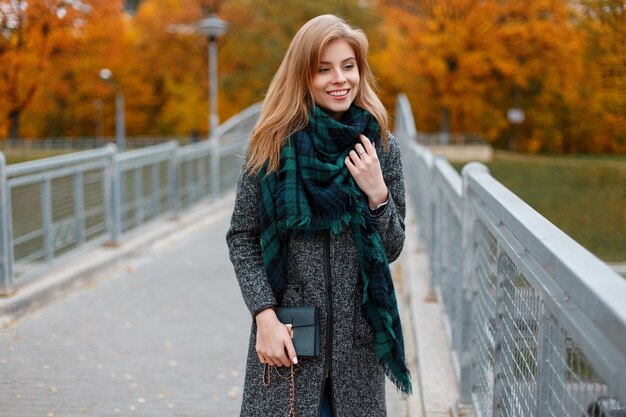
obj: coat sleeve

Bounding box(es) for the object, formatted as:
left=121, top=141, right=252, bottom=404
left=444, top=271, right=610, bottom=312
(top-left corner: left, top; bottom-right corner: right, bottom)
left=373, top=133, right=406, bottom=263
left=225, top=165, right=277, bottom=318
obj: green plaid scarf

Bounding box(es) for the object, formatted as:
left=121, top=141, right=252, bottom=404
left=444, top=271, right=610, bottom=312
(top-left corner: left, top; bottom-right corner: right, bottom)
left=258, top=105, right=412, bottom=394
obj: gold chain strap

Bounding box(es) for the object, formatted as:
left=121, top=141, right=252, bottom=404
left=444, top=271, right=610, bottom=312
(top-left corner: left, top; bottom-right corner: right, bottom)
left=262, top=323, right=298, bottom=417
left=262, top=363, right=298, bottom=417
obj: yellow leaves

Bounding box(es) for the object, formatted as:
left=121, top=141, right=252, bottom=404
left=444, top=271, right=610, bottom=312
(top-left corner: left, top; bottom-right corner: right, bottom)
left=374, top=0, right=624, bottom=153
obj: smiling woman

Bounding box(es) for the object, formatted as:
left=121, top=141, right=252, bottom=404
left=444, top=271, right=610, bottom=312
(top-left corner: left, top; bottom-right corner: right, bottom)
left=226, top=14, right=412, bottom=417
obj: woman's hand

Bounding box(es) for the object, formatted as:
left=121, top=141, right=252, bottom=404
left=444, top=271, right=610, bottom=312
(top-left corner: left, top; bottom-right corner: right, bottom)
left=345, top=134, right=388, bottom=209
left=255, top=308, right=298, bottom=367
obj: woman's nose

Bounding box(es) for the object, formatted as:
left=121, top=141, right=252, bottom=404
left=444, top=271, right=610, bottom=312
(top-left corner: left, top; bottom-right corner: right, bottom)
left=332, top=69, right=347, bottom=84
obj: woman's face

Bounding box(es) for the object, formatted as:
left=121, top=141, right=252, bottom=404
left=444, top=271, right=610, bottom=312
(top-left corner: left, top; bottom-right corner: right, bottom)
left=310, top=39, right=360, bottom=121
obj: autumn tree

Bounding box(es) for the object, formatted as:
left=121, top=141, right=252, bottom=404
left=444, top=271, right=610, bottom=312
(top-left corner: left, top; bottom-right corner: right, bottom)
left=374, top=0, right=586, bottom=152
left=0, top=0, right=82, bottom=139
left=28, top=0, right=129, bottom=138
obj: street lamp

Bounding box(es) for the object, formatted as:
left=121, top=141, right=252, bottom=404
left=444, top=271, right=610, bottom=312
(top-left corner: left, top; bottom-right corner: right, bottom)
left=507, top=107, right=525, bottom=151
left=99, top=68, right=126, bottom=151
left=198, top=13, right=228, bottom=138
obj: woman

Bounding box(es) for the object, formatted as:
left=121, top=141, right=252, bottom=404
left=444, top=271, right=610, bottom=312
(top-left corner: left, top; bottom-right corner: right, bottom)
left=226, top=14, right=411, bottom=417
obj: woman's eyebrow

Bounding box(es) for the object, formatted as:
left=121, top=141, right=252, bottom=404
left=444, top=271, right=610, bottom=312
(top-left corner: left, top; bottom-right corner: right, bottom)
left=319, top=57, right=356, bottom=65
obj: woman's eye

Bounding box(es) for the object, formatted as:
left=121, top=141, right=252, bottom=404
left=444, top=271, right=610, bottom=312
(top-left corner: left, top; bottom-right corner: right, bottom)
left=319, top=67, right=330, bottom=72
left=344, top=64, right=355, bottom=70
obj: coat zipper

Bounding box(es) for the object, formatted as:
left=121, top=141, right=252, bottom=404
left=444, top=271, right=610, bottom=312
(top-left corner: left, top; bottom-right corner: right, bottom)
left=318, top=231, right=334, bottom=415
left=324, top=231, right=333, bottom=380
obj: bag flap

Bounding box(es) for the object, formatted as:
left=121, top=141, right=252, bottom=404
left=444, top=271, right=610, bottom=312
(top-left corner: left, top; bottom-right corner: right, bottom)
left=276, top=306, right=317, bottom=327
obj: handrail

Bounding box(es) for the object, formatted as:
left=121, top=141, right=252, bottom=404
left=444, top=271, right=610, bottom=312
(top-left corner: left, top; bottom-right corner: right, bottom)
left=6, top=145, right=116, bottom=177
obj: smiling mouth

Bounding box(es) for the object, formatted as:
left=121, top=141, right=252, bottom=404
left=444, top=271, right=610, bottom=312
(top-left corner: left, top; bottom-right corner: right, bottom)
left=327, top=89, right=349, bottom=97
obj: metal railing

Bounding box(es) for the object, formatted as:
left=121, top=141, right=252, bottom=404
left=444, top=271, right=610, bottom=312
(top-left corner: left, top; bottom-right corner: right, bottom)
left=395, top=93, right=626, bottom=417
left=0, top=104, right=260, bottom=295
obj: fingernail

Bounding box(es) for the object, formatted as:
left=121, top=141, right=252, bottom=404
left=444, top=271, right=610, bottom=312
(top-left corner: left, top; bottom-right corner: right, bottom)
left=293, top=357, right=298, bottom=365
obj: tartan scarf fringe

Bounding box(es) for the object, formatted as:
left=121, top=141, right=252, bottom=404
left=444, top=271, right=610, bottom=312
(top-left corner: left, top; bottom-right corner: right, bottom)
left=258, top=105, right=412, bottom=394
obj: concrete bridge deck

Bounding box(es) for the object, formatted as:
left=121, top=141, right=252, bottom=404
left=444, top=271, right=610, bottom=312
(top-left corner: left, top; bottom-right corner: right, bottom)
left=0, top=195, right=454, bottom=417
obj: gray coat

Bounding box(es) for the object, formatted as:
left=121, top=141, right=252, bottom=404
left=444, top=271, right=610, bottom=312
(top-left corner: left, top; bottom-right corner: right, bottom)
left=226, top=134, right=406, bottom=417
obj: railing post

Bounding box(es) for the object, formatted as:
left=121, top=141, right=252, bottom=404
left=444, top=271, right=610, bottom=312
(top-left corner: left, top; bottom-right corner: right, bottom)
left=170, top=143, right=181, bottom=218
left=492, top=252, right=508, bottom=417
left=536, top=306, right=565, bottom=416
left=105, top=144, right=122, bottom=245
left=0, top=153, right=14, bottom=295
left=41, top=176, right=54, bottom=264
left=185, top=154, right=194, bottom=204
left=74, top=171, right=86, bottom=246
left=459, top=162, right=490, bottom=407
left=210, top=137, right=220, bottom=200
left=134, top=167, right=143, bottom=226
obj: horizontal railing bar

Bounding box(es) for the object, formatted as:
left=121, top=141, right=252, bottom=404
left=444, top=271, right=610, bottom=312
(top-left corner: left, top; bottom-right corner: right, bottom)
left=14, top=249, right=46, bottom=266
left=12, top=228, right=44, bottom=246
left=8, top=161, right=108, bottom=188
left=6, top=145, right=115, bottom=177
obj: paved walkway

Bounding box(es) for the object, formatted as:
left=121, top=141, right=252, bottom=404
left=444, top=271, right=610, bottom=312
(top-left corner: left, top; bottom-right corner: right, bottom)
left=0, top=198, right=413, bottom=417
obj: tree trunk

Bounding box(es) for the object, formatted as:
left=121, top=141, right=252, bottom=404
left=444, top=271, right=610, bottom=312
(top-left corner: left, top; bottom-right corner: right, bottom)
left=440, top=107, right=450, bottom=145
left=8, top=110, right=20, bottom=142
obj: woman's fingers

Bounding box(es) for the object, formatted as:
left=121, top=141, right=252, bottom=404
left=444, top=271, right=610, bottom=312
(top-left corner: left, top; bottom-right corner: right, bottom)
left=285, top=337, right=298, bottom=365
left=350, top=135, right=377, bottom=165
left=360, top=134, right=376, bottom=155
left=256, top=319, right=295, bottom=367
left=261, top=346, right=291, bottom=367
left=354, top=143, right=366, bottom=157
left=347, top=150, right=361, bottom=165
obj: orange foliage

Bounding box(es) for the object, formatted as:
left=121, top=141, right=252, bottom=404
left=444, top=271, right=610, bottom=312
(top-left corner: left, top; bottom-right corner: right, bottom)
left=0, top=0, right=623, bottom=154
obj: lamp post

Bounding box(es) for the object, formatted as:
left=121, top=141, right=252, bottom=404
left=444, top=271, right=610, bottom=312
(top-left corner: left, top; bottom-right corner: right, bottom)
left=198, top=13, right=228, bottom=139
left=507, top=107, right=525, bottom=151
left=99, top=68, right=126, bottom=151
left=94, top=99, right=104, bottom=147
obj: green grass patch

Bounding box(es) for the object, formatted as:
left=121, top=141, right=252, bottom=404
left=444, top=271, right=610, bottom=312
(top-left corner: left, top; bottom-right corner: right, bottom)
left=453, top=151, right=626, bottom=263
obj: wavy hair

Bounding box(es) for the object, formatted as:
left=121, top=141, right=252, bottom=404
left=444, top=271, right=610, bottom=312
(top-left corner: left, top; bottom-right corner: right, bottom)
left=245, top=14, right=389, bottom=174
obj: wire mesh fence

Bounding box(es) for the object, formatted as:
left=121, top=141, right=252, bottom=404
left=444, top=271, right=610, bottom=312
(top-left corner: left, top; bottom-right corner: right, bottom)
left=395, top=93, right=626, bottom=417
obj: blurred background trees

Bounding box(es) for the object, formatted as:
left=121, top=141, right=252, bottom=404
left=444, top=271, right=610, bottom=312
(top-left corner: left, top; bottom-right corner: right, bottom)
left=0, top=0, right=624, bottom=153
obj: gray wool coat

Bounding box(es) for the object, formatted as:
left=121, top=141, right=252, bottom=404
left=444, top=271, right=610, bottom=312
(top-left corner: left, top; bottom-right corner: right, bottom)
left=225, top=134, right=406, bottom=417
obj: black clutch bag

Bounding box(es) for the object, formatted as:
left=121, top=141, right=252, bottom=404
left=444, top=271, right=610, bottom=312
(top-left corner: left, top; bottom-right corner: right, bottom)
left=275, top=306, right=320, bottom=357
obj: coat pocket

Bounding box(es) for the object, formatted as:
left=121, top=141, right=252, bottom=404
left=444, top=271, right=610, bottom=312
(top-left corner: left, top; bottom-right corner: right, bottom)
left=278, top=283, right=305, bottom=307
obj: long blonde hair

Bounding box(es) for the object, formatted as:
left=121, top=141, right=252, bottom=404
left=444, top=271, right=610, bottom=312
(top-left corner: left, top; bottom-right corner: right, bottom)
left=245, top=14, right=389, bottom=174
